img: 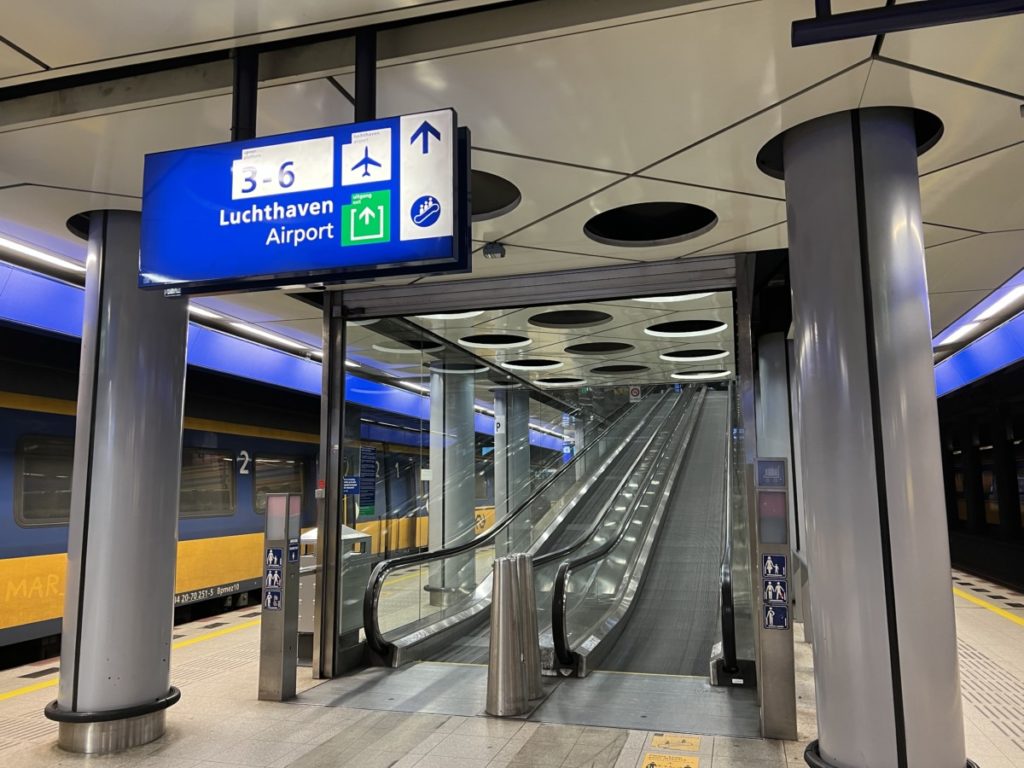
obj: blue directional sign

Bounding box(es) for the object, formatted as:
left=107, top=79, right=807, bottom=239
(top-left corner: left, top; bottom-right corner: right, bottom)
left=342, top=476, right=359, bottom=495
left=140, top=109, right=470, bottom=294
left=763, top=603, right=789, bottom=630
left=761, top=553, right=787, bottom=579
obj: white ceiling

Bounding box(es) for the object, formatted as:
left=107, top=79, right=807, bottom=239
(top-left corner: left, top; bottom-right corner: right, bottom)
left=0, top=0, right=1021, bottom=348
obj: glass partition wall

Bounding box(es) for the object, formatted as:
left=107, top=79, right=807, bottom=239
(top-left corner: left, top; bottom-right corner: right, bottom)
left=330, top=315, right=616, bottom=646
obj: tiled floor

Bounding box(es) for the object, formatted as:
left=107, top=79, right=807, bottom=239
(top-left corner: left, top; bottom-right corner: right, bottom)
left=0, top=570, right=1021, bottom=768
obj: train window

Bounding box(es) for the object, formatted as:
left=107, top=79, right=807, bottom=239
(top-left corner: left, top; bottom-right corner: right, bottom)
left=180, top=448, right=236, bottom=518
left=254, top=455, right=305, bottom=515
left=14, top=436, right=74, bottom=526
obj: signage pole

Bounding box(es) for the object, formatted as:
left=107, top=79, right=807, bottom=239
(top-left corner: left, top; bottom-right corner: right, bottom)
left=230, top=47, right=259, bottom=142
left=313, top=28, right=376, bottom=679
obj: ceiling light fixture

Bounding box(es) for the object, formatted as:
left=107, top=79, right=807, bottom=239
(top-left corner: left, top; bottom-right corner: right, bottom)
left=671, top=370, right=732, bottom=380
left=344, top=359, right=361, bottom=368
left=187, top=305, right=222, bottom=320
left=975, top=285, right=1024, bottom=321
left=936, top=323, right=979, bottom=347
left=229, top=322, right=311, bottom=351
left=634, top=293, right=714, bottom=303
left=660, top=349, right=729, bottom=362
left=415, top=311, right=485, bottom=320
left=0, top=235, right=86, bottom=274
left=502, top=359, right=564, bottom=371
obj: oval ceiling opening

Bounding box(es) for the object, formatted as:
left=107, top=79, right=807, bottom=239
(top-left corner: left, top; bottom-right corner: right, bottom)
left=660, top=349, right=730, bottom=362
left=590, top=364, right=650, bottom=375
left=529, top=309, right=612, bottom=329
left=584, top=202, right=717, bottom=247
left=459, top=333, right=532, bottom=349
left=564, top=341, right=635, bottom=356
left=502, top=358, right=563, bottom=371
left=471, top=170, right=522, bottom=221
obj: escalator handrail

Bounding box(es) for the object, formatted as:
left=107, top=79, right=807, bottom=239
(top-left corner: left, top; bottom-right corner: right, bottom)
left=533, top=391, right=693, bottom=569
left=550, top=388, right=704, bottom=667
left=363, top=390, right=669, bottom=656
left=719, top=382, right=739, bottom=672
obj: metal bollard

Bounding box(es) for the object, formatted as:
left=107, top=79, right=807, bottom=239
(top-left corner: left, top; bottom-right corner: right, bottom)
left=514, top=554, right=543, bottom=700
left=486, top=556, right=528, bottom=717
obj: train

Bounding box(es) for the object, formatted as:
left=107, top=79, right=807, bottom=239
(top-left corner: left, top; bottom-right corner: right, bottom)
left=0, top=323, right=558, bottom=653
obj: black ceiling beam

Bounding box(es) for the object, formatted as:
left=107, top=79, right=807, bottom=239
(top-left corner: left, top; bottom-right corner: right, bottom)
left=793, top=0, right=1024, bottom=47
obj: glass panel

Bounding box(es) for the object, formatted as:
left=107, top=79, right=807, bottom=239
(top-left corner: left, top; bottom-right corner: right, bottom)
left=981, top=467, right=999, bottom=525
left=15, top=435, right=73, bottom=525
left=179, top=448, right=235, bottom=518
left=254, top=455, right=304, bottom=515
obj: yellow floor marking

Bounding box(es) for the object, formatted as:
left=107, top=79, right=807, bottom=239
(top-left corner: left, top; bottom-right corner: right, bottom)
left=0, top=678, right=58, bottom=702
left=0, top=617, right=262, bottom=701
left=953, top=587, right=1024, bottom=629
left=651, top=733, right=701, bottom=752
left=641, top=752, right=699, bottom=768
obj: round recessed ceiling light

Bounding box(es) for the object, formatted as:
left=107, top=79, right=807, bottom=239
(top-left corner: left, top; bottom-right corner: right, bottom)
left=529, top=309, right=612, bottom=329
left=645, top=320, right=728, bottom=338
left=414, top=311, right=485, bottom=320
left=502, top=358, right=564, bottom=371
left=536, top=377, right=586, bottom=388
left=583, top=202, right=717, bottom=247
left=371, top=339, right=445, bottom=354
left=564, top=341, right=635, bottom=356
left=660, top=349, right=730, bottom=362
left=471, top=170, right=522, bottom=221
left=672, top=370, right=732, bottom=380
left=633, top=292, right=714, bottom=303
left=459, top=333, right=532, bottom=349
left=428, top=360, right=489, bottom=374
left=590, top=364, right=650, bottom=375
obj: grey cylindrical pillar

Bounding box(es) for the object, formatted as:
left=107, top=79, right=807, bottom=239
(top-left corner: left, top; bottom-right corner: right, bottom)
left=45, top=211, right=188, bottom=753
left=494, top=388, right=531, bottom=555
left=782, top=109, right=969, bottom=768
left=428, top=367, right=477, bottom=604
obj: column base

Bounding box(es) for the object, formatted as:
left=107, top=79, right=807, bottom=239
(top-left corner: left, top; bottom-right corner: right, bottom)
left=45, top=687, right=180, bottom=754
left=804, top=740, right=979, bottom=768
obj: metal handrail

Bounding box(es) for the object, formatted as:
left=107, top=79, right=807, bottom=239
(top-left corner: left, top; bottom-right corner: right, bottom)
left=363, top=391, right=667, bottom=656
left=719, top=382, right=739, bottom=672
left=533, top=391, right=692, bottom=569
left=550, top=388, right=704, bottom=668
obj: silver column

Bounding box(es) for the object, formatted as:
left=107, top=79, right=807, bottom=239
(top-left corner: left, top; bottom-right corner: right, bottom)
left=45, top=210, right=188, bottom=753
left=428, top=366, right=477, bottom=604
left=783, top=108, right=967, bottom=768
left=494, top=388, right=531, bottom=554
left=756, top=334, right=807, bottom=628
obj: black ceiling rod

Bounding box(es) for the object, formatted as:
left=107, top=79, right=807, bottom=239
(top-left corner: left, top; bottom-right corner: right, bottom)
left=815, top=0, right=832, bottom=17
left=230, top=47, right=259, bottom=141
left=354, top=29, right=377, bottom=123
left=793, top=0, right=1024, bottom=47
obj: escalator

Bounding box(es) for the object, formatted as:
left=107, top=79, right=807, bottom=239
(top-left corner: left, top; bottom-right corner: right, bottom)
left=363, top=389, right=696, bottom=667
left=596, top=390, right=728, bottom=675
left=547, top=386, right=740, bottom=679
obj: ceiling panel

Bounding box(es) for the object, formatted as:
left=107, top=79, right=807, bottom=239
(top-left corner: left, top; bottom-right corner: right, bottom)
left=0, top=42, right=42, bottom=79
left=413, top=243, right=636, bottom=284
left=0, top=185, right=134, bottom=262
left=881, top=13, right=1024, bottom=98
left=928, top=290, right=990, bottom=337
left=408, top=294, right=735, bottom=386
left=502, top=177, right=786, bottom=261
left=642, top=62, right=870, bottom=198
left=683, top=221, right=788, bottom=258
left=368, top=0, right=873, bottom=172
left=256, top=79, right=353, bottom=136
left=921, top=143, right=1024, bottom=233
left=924, top=231, right=1024, bottom=295
left=471, top=151, right=623, bottom=245
left=860, top=59, right=1024, bottom=175
left=923, top=224, right=978, bottom=249
left=0, top=1, right=509, bottom=71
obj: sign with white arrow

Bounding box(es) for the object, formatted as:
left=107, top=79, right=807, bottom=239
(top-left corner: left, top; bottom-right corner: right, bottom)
left=140, top=108, right=469, bottom=294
